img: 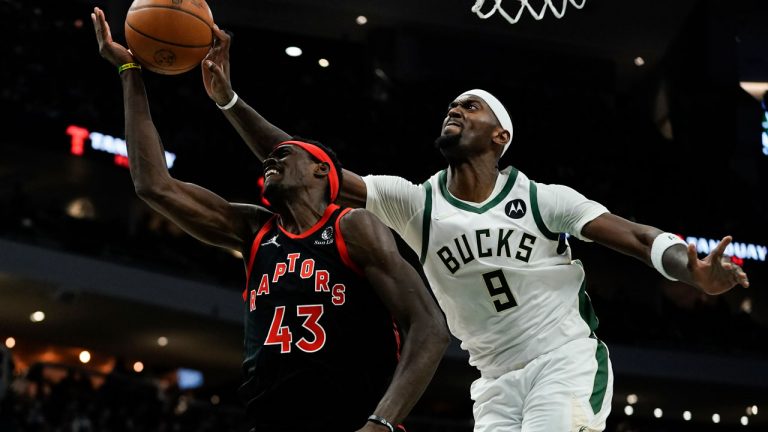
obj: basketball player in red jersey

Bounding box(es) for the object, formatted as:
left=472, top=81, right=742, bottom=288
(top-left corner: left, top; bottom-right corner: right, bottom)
left=92, top=8, right=449, bottom=432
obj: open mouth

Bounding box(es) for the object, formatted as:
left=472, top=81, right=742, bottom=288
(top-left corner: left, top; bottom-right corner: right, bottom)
left=264, top=168, right=280, bottom=179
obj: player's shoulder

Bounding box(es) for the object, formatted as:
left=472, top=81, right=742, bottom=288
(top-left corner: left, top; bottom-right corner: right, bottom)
left=338, top=207, right=394, bottom=242
left=425, top=169, right=443, bottom=183
left=529, top=180, right=596, bottom=215
left=337, top=207, right=382, bottom=232
left=337, top=208, right=396, bottom=257
left=365, top=173, right=428, bottom=189
left=514, top=168, right=590, bottom=207
left=533, top=182, right=585, bottom=198
left=513, top=166, right=578, bottom=198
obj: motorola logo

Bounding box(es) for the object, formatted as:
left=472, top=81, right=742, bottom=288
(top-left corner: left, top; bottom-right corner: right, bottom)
left=504, top=199, right=527, bottom=219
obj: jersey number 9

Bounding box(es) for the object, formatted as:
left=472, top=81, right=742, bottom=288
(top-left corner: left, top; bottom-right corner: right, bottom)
left=482, top=269, right=518, bottom=312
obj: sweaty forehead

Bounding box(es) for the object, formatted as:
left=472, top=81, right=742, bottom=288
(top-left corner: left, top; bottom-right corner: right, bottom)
left=452, top=94, right=488, bottom=107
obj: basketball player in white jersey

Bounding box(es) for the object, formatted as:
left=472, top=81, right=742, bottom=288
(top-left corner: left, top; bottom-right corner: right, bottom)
left=201, top=28, right=750, bottom=432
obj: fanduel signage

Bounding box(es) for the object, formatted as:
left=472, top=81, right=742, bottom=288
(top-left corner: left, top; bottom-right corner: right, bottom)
left=762, top=108, right=768, bottom=156
left=686, top=236, right=767, bottom=262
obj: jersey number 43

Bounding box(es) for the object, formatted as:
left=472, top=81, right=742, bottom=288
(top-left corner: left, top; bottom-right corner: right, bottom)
left=264, top=305, right=327, bottom=353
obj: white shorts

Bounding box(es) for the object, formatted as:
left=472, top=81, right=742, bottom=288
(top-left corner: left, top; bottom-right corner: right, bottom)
left=470, top=337, right=613, bottom=432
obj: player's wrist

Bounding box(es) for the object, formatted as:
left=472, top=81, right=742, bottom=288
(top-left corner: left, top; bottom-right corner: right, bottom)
left=650, top=232, right=687, bottom=281
left=216, top=91, right=238, bottom=110
left=119, top=65, right=144, bottom=84
left=118, top=62, right=141, bottom=74
left=367, top=414, right=395, bottom=432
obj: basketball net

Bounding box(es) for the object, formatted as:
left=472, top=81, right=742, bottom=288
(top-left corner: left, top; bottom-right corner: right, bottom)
left=471, top=0, right=586, bottom=23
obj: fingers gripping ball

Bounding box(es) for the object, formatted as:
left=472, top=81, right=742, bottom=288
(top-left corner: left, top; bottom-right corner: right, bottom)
left=125, top=0, right=213, bottom=75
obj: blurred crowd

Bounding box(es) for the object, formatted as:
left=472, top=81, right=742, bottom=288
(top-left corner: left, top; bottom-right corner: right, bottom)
left=0, top=359, right=754, bottom=432
left=0, top=361, right=246, bottom=432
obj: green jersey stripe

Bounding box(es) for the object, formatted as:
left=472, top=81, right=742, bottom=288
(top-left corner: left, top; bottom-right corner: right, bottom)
left=420, top=181, right=433, bottom=265
left=437, top=168, right=519, bottom=214
left=590, top=340, right=609, bottom=414
left=529, top=181, right=560, bottom=241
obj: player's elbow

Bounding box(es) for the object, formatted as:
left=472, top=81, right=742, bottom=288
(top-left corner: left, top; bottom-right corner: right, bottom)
left=437, top=321, right=451, bottom=350
left=134, top=183, right=158, bottom=201
left=424, top=314, right=451, bottom=353
left=134, top=179, right=172, bottom=204
left=413, top=299, right=450, bottom=350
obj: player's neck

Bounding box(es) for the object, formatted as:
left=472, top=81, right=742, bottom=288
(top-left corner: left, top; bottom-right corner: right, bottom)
left=446, top=161, right=500, bottom=203
left=274, top=196, right=329, bottom=235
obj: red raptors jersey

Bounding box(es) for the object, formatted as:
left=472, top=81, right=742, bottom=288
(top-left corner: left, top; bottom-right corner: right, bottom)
left=240, top=204, right=400, bottom=431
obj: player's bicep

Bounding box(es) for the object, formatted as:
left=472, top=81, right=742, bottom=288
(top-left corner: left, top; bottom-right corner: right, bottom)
left=339, top=210, right=437, bottom=325
left=140, top=179, right=260, bottom=252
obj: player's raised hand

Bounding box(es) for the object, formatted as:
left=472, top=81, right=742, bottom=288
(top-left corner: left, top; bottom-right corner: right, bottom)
left=91, top=7, right=134, bottom=67
left=202, top=25, right=234, bottom=106
left=687, top=236, right=750, bottom=295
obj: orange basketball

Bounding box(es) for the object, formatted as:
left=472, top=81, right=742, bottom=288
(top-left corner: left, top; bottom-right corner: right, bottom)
left=124, top=0, right=213, bottom=75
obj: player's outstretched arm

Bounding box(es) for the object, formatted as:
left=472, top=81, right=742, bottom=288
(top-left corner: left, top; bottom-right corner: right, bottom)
left=582, top=213, right=749, bottom=295
left=339, top=209, right=450, bottom=431
left=201, top=26, right=291, bottom=159
left=201, top=27, right=369, bottom=208
left=92, top=7, right=261, bottom=253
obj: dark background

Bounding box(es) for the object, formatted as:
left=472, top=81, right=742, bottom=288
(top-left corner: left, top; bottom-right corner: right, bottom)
left=1, top=0, right=767, bottom=430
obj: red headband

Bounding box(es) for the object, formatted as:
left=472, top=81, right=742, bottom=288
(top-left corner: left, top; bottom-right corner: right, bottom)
left=275, top=140, right=339, bottom=202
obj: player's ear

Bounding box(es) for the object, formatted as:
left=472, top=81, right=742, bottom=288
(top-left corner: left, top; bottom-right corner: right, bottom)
left=492, top=127, right=510, bottom=147
left=314, top=161, right=330, bottom=179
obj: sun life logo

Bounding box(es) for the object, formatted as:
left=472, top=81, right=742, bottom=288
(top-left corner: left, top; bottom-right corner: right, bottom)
left=315, top=227, right=334, bottom=245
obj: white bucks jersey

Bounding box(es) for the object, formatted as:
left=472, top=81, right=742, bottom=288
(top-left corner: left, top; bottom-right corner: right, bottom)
left=364, top=167, right=609, bottom=375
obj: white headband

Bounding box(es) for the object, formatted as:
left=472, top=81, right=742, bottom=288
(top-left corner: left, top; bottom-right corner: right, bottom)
left=460, top=89, right=513, bottom=156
